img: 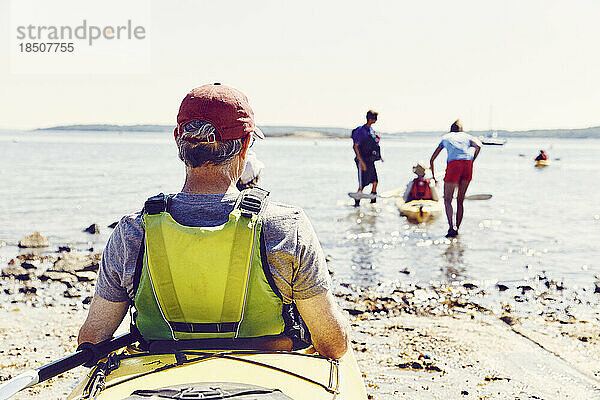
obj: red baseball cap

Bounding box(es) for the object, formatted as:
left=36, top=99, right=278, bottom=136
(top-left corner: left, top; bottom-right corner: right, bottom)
left=176, top=83, right=264, bottom=141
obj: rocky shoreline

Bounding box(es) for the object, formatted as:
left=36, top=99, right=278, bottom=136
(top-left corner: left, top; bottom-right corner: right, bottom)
left=2, top=243, right=100, bottom=308
left=1, top=232, right=600, bottom=399
left=0, top=233, right=100, bottom=399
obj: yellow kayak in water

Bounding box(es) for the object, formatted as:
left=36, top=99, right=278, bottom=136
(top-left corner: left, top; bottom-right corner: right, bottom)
left=535, top=160, right=550, bottom=167
left=397, top=199, right=443, bottom=223
left=67, top=347, right=367, bottom=400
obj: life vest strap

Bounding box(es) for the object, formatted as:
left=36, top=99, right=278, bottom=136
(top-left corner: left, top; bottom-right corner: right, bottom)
left=168, top=321, right=239, bottom=334
left=145, top=335, right=295, bottom=352
left=143, top=214, right=187, bottom=324
left=220, top=215, right=256, bottom=330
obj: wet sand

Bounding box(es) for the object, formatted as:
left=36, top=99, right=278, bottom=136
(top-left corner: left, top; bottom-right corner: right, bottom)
left=1, top=246, right=600, bottom=399
left=350, top=307, right=600, bottom=399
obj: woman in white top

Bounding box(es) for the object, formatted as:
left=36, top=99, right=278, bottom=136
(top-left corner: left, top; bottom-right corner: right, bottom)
left=430, top=120, right=481, bottom=238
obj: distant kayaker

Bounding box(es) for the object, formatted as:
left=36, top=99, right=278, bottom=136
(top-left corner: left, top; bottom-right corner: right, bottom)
left=430, top=120, right=481, bottom=238
left=236, top=150, right=264, bottom=190
left=403, top=161, right=439, bottom=202
left=535, top=150, right=548, bottom=161
left=78, top=83, right=349, bottom=359
left=352, top=110, right=382, bottom=206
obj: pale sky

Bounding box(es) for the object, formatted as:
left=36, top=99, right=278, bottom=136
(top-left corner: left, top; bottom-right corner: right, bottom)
left=1, top=0, right=599, bottom=132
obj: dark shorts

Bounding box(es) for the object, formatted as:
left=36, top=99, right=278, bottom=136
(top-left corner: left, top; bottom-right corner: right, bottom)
left=444, top=160, right=473, bottom=184
left=355, top=158, right=378, bottom=188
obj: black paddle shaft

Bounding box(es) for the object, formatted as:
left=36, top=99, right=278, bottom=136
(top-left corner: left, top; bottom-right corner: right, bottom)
left=37, top=332, right=137, bottom=382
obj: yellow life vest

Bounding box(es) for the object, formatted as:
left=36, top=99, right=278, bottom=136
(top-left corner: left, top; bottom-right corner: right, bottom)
left=133, top=189, right=287, bottom=341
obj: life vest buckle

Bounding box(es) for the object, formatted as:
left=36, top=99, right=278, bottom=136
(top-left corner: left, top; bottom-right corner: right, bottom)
left=144, top=193, right=168, bottom=215
left=239, top=197, right=261, bottom=218
left=237, top=188, right=269, bottom=218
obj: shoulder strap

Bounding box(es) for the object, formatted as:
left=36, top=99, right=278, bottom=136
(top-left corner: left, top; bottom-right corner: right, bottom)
left=131, top=236, right=145, bottom=306
left=234, top=187, right=270, bottom=218
left=131, top=193, right=173, bottom=304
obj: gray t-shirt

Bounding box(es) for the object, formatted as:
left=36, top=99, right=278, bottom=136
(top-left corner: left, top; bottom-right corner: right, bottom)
left=96, top=192, right=331, bottom=304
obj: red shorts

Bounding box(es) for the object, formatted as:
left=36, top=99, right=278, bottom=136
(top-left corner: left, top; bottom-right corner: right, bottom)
left=444, top=160, right=473, bottom=183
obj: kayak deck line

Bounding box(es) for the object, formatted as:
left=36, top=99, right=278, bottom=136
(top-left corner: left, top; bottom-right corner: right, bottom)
left=112, top=349, right=331, bottom=361
left=104, top=352, right=340, bottom=395
left=76, top=348, right=347, bottom=399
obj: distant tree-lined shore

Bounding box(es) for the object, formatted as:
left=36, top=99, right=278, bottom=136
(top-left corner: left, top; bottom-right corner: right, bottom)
left=34, top=124, right=600, bottom=139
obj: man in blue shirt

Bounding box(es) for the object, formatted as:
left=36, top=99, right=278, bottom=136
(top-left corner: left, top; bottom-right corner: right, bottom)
left=351, top=110, right=381, bottom=207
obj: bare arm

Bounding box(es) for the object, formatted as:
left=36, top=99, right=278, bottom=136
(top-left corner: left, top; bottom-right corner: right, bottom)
left=78, top=294, right=129, bottom=345
left=470, top=139, right=482, bottom=161
left=295, top=291, right=349, bottom=359
left=430, top=144, right=443, bottom=182
left=353, top=142, right=367, bottom=171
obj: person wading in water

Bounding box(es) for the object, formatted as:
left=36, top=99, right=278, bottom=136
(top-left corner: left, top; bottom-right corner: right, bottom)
left=351, top=110, right=382, bottom=207
left=430, top=120, right=481, bottom=237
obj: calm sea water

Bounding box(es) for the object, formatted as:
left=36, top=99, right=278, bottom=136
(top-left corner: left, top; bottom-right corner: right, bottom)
left=1, top=130, right=599, bottom=291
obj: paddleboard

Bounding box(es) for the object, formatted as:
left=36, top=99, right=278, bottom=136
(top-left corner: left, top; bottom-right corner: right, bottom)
left=348, top=192, right=376, bottom=200
left=464, top=194, right=492, bottom=200
left=378, top=187, right=404, bottom=199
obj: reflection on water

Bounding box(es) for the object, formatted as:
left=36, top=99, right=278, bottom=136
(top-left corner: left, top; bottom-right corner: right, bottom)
left=345, top=207, right=380, bottom=286
left=441, top=240, right=467, bottom=281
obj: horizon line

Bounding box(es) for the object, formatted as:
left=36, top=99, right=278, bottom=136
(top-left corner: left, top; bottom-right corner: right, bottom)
left=3, top=122, right=600, bottom=135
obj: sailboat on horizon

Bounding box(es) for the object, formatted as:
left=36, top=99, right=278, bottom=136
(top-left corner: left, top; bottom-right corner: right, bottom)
left=478, top=105, right=507, bottom=145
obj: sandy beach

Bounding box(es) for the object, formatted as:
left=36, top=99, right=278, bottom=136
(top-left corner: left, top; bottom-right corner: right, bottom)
left=1, top=244, right=599, bottom=399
